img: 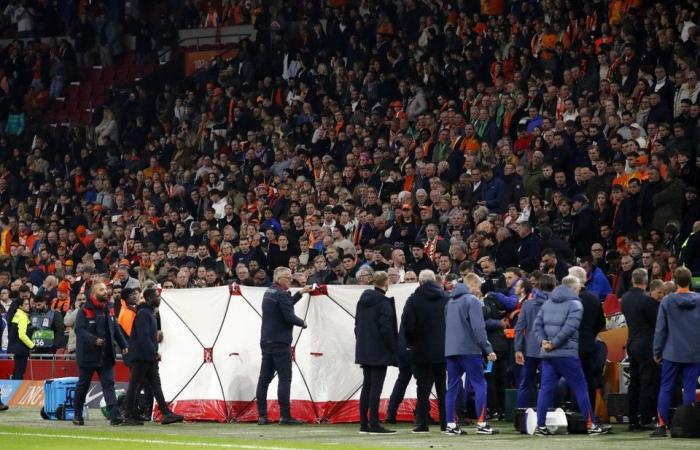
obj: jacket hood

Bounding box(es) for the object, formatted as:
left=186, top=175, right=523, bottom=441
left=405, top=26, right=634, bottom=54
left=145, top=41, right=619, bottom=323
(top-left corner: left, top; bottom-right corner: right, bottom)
left=532, top=290, right=549, bottom=304
left=358, top=288, right=389, bottom=308
left=550, top=285, right=579, bottom=303
left=676, top=293, right=699, bottom=310
left=449, top=283, right=471, bottom=299
left=415, top=281, right=447, bottom=301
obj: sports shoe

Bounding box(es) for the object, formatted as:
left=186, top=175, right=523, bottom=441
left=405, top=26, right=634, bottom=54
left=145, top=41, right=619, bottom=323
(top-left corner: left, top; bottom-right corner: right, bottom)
left=588, top=424, right=612, bottom=435
left=279, top=417, right=304, bottom=425
left=359, top=425, right=369, bottom=434
left=72, top=417, right=85, bottom=426
left=533, top=426, right=553, bottom=437
left=161, top=412, right=185, bottom=425
left=258, top=417, right=270, bottom=425
left=650, top=426, right=668, bottom=438
left=369, top=425, right=397, bottom=434
left=121, top=417, right=144, bottom=426
left=443, top=425, right=467, bottom=436
left=476, top=423, right=498, bottom=434
left=0, top=403, right=8, bottom=412
left=411, top=425, right=430, bottom=433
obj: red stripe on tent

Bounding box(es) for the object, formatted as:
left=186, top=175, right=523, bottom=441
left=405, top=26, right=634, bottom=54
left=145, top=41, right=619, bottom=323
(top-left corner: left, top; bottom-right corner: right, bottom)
left=154, top=398, right=431, bottom=424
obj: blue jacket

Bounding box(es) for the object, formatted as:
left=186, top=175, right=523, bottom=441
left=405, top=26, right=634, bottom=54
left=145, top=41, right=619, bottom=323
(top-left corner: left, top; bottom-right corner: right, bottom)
left=127, top=304, right=159, bottom=362
left=75, top=300, right=128, bottom=368
left=586, top=267, right=612, bottom=300
left=515, top=289, right=549, bottom=358
left=260, top=284, right=305, bottom=345
left=534, top=285, right=583, bottom=358
left=482, top=176, right=505, bottom=213
left=653, top=291, right=700, bottom=363
left=445, top=283, right=493, bottom=357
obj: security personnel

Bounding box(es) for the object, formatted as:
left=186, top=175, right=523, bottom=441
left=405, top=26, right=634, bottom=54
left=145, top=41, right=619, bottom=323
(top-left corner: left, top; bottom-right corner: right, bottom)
left=620, top=268, right=659, bottom=431
left=255, top=267, right=312, bottom=425
left=29, top=297, right=65, bottom=353
left=73, top=281, right=128, bottom=426
left=651, top=266, right=700, bottom=437
left=123, top=288, right=183, bottom=426
left=532, top=275, right=611, bottom=436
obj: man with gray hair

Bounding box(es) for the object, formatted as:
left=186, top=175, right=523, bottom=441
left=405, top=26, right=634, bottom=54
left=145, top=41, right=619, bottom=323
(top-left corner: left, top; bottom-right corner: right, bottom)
left=256, top=267, right=313, bottom=425
left=568, top=266, right=606, bottom=411
left=532, top=275, right=611, bottom=436
left=620, top=268, right=659, bottom=431
left=400, top=269, right=449, bottom=433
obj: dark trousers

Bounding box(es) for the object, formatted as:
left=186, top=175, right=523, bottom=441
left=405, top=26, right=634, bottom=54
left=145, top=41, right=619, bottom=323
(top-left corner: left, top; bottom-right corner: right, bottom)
left=627, top=353, right=659, bottom=426
left=657, top=360, right=700, bottom=426
left=579, top=351, right=598, bottom=411
left=412, top=362, right=446, bottom=429
left=536, top=357, right=593, bottom=428
left=359, top=365, right=387, bottom=428
left=74, top=365, right=117, bottom=420
left=516, top=356, right=541, bottom=408
left=387, top=361, right=412, bottom=420
left=12, top=354, right=28, bottom=380
left=125, top=361, right=169, bottom=418
left=256, top=342, right=293, bottom=419
left=485, top=351, right=507, bottom=415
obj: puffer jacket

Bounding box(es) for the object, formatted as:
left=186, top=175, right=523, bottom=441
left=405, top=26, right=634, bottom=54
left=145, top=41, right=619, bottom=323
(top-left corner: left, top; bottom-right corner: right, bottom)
left=515, top=289, right=549, bottom=358
left=400, top=281, right=448, bottom=363
left=445, top=283, right=492, bottom=357
left=534, top=285, right=583, bottom=358
left=653, top=290, right=700, bottom=363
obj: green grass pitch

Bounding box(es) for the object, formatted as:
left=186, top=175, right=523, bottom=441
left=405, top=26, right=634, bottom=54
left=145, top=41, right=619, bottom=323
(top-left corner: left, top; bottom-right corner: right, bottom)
left=1, top=408, right=699, bottom=449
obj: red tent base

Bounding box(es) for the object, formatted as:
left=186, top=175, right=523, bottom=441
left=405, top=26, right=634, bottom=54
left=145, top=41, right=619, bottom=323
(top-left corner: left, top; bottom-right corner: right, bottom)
left=154, top=398, right=432, bottom=424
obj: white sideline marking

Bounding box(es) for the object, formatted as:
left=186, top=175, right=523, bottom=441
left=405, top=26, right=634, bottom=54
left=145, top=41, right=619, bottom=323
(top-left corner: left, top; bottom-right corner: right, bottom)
left=0, top=431, right=308, bottom=450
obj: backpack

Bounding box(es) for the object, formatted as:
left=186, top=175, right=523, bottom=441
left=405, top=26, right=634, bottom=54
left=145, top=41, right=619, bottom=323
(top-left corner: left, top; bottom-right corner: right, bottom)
left=671, top=404, right=700, bottom=438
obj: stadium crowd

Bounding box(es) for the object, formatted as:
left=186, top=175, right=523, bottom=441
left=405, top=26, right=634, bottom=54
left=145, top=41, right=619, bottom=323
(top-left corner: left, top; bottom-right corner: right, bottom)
left=0, top=0, right=699, bottom=436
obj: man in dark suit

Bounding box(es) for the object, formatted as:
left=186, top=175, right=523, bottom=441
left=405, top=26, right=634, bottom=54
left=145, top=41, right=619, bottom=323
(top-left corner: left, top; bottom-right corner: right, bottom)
left=73, top=281, right=128, bottom=426
left=621, top=269, right=659, bottom=431
left=400, top=269, right=448, bottom=433
left=569, top=266, right=606, bottom=412
left=256, top=267, right=312, bottom=425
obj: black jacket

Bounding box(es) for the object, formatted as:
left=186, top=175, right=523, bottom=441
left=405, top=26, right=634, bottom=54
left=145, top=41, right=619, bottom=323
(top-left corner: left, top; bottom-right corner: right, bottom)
left=577, top=288, right=606, bottom=354
left=620, top=287, right=659, bottom=358
left=354, top=287, right=398, bottom=366
left=260, top=284, right=304, bottom=345
left=75, top=300, right=128, bottom=368
left=127, top=304, right=159, bottom=362
left=400, top=282, right=448, bottom=364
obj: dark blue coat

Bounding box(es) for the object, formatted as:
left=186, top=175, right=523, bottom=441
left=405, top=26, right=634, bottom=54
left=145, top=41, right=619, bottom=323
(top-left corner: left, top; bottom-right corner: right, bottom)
left=354, top=288, right=398, bottom=366
left=400, top=281, right=448, bottom=364
left=75, top=301, right=128, bottom=368
left=260, top=284, right=305, bottom=346
left=517, top=232, right=541, bottom=272
left=127, top=304, right=159, bottom=362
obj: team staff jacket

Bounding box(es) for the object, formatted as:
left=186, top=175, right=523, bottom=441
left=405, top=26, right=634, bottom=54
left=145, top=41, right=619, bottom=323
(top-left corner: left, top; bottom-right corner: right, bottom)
left=653, top=290, right=700, bottom=363
left=128, top=303, right=160, bottom=362
left=514, top=289, right=549, bottom=358
left=75, top=298, right=128, bottom=368
left=260, top=284, right=305, bottom=346
left=534, top=285, right=583, bottom=358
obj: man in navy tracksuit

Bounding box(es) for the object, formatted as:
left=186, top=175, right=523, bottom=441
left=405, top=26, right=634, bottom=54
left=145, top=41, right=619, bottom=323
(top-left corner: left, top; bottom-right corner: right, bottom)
left=444, top=280, right=497, bottom=435
left=256, top=267, right=313, bottom=425
left=532, top=275, right=611, bottom=436
left=651, top=266, right=700, bottom=438
left=514, top=274, right=555, bottom=407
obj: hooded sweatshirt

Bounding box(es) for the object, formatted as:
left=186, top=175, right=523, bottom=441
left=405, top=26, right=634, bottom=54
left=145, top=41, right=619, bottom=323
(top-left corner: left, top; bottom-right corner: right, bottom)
left=514, top=289, right=549, bottom=358
left=445, top=283, right=493, bottom=357
left=534, top=285, right=583, bottom=358
left=653, top=290, right=700, bottom=363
